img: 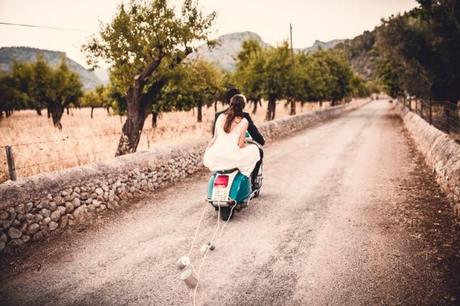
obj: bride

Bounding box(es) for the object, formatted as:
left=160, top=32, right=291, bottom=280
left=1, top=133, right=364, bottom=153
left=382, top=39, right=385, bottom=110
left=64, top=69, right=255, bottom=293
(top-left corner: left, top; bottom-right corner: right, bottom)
left=203, top=94, right=260, bottom=177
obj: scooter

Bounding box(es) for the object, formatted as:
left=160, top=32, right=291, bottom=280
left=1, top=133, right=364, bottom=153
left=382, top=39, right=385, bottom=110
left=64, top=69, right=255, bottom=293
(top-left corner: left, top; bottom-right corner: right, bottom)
left=206, top=138, right=263, bottom=221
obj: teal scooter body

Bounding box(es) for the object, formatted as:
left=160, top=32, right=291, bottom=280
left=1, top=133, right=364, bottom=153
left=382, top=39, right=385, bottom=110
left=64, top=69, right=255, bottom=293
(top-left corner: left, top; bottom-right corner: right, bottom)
left=207, top=172, right=252, bottom=204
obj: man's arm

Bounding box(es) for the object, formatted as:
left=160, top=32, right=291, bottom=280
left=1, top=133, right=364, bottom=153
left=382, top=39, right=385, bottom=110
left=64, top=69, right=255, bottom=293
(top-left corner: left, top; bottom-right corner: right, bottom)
left=243, top=113, right=265, bottom=146
left=212, top=111, right=223, bottom=136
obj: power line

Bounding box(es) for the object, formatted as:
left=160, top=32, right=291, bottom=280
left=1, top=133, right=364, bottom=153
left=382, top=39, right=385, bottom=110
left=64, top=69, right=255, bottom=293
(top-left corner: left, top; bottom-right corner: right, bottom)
left=0, top=21, right=88, bottom=33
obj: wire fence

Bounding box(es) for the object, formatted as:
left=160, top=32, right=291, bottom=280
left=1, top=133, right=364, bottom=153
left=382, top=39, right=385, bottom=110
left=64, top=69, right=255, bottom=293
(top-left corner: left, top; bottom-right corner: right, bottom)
left=0, top=128, right=166, bottom=182
left=399, top=98, right=460, bottom=143
left=0, top=98, right=366, bottom=182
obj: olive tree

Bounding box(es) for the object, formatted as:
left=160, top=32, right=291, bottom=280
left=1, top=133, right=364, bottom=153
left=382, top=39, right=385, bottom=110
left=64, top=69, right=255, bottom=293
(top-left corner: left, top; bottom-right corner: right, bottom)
left=159, top=60, right=224, bottom=122
left=234, top=40, right=265, bottom=114
left=82, top=0, right=215, bottom=156
left=1, top=56, right=83, bottom=128
left=81, top=85, right=111, bottom=118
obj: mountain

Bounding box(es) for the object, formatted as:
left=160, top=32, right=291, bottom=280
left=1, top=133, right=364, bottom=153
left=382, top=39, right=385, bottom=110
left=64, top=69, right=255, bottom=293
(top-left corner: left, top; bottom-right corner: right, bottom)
left=302, top=39, right=345, bottom=52
left=189, top=33, right=347, bottom=71
left=333, top=30, right=378, bottom=80
left=188, top=31, right=271, bottom=72
left=93, top=67, right=110, bottom=85
left=0, top=47, right=102, bottom=90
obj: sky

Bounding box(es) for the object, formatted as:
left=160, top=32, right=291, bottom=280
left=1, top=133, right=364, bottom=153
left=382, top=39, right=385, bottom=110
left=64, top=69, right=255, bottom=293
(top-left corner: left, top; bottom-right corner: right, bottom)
left=0, top=0, right=418, bottom=68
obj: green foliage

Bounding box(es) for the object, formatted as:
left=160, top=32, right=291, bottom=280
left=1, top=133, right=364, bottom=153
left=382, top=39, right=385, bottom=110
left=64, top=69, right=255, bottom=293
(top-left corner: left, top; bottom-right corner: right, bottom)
left=81, top=91, right=101, bottom=109
left=234, top=40, right=363, bottom=119
left=350, top=74, right=371, bottom=98
left=376, top=0, right=460, bottom=101
left=82, top=0, right=216, bottom=155
left=0, top=54, right=83, bottom=127
left=365, top=80, right=383, bottom=95
left=52, top=61, right=84, bottom=107
left=106, top=74, right=127, bottom=115
left=262, top=42, right=293, bottom=103
left=81, top=85, right=111, bottom=117
left=0, top=71, right=22, bottom=116
left=376, top=59, right=403, bottom=98
left=304, top=50, right=354, bottom=104
left=82, top=0, right=216, bottom=95
left=234, top=40, right=265, bottom=104
left=234, top=41, right=296, bottom=120
left=159, top=60, right=224, bottom=121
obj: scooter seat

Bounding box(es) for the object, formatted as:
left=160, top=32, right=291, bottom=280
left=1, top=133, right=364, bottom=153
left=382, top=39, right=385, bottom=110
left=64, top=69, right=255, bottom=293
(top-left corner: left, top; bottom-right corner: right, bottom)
left=215, top=168, right=239, bottom=174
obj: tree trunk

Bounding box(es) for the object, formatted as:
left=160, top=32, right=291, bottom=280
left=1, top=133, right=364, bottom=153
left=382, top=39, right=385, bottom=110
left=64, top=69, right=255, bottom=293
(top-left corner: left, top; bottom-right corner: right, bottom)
left=152, top=111, right=158, bottom=128
left=266, top=97, right=276, bottom=121
left=115, top=91, right=147, bottom=156
left=214, top=100, right=218, bottom=113
left=252, top=99, right=258, bottom=114
left=319, top=101, right=323, bottom=108
left=66, top=107, right=70, bottom=115
left=289, top=100, right=296, bottom=115
left=106, top=105, right=111, bottom=116
left=197, top=102, right=203, bottom=123
left=114, top=50, right=185, bottom=157
left=35, top=108, right=42, bottom=116
left=91, top=107, right=94, bottom=119
left=47, top=105, right=51, bottom=118
left=50, top=102, right=64, bottom=129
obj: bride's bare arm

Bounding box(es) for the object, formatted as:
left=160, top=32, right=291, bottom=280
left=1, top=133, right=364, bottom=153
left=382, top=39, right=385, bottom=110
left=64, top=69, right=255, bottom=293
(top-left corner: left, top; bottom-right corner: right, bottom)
left=238, top=121, right=249, bottom=148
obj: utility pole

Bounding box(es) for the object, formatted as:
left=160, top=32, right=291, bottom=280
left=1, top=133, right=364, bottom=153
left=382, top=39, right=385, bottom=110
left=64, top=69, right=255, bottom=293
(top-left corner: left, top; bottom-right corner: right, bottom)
left=289, top=23, right=296, bottom=115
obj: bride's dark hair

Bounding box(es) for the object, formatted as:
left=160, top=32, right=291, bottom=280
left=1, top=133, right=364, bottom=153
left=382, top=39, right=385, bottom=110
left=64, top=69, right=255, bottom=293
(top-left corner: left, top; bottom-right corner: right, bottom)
left=224, top=94, right=246, bottom=133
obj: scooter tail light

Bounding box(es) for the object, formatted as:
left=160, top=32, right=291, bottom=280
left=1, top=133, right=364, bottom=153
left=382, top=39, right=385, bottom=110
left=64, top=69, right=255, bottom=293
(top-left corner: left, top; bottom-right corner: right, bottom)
left=214, top=175, right=229, bottom=188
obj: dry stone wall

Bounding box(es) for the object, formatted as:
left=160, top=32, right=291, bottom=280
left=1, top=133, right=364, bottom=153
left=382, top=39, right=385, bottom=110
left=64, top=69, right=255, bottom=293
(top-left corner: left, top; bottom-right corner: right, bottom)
left=394, top=101, right=460, bottom=215
left=0, top=99, right=369, bottom=253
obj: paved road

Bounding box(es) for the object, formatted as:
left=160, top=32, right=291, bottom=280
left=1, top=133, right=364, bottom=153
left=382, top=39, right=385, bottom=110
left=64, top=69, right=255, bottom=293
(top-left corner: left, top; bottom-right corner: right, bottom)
left=1, top=101, right=459, bottom=305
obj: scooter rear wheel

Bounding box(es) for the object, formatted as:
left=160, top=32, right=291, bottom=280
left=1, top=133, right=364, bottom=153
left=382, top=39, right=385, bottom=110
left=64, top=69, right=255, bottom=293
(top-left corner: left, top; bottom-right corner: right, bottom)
left=220, top=206, right=234, bottom=221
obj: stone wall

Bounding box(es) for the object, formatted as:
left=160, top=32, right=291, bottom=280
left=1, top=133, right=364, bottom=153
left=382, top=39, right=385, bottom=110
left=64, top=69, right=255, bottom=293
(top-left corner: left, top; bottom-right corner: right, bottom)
left=394, top=101, right=460, bottom=215
left=0, top=99, right=369, bottom=253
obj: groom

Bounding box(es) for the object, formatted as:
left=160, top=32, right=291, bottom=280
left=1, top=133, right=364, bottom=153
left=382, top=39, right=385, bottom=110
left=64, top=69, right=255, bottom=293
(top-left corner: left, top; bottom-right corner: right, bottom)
left=212, top=88, right=265, bottom=185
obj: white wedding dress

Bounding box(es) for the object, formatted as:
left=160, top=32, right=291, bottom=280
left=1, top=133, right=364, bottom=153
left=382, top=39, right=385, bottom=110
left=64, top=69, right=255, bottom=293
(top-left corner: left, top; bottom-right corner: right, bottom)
left=203, top=114, right=260, bottom=177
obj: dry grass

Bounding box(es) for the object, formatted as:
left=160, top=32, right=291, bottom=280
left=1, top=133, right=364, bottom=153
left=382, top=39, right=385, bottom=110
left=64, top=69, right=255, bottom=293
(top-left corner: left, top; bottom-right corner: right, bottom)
left=0, top=100, right=338, bottom=182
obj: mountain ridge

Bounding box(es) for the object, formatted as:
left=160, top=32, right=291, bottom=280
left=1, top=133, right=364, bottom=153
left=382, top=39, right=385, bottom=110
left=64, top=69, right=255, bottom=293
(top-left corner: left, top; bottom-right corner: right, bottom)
left=188, top=31, right=271, bottom=71
left=189, top=31, right=343, bottom=71
left=0, top=46, right=102, bottom=90
left=0, top=33, right=350, bottom=85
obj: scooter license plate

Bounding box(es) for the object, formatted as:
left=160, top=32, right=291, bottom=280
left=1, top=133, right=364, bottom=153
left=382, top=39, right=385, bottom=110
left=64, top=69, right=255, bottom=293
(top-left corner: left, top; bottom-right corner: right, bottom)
left=212, top=188, right=228, bottom=202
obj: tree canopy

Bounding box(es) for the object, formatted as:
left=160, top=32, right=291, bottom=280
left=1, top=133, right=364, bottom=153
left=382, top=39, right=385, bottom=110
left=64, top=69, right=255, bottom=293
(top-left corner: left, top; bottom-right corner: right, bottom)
left=83, top=0, right=216, bottom=155
left=0, top=55, right=83, bottom=128
left=159, top=60, right=224, bottom=122
left=233, top=41, right=361, bottom=120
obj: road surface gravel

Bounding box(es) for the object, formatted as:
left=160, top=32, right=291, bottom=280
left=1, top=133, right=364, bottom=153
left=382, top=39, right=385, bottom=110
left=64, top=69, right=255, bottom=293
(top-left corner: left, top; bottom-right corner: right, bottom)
left=1, top=100, right=459, bottom=305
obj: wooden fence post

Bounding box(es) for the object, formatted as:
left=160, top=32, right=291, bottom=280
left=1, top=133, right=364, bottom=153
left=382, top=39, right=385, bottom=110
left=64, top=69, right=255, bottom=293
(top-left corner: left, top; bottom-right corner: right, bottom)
left=5, top=145, right=17, bottom=181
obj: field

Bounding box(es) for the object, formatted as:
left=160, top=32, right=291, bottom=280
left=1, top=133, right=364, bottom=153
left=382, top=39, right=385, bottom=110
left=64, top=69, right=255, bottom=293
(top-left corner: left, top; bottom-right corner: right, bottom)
left=0, top=100, right=337, bottom=182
